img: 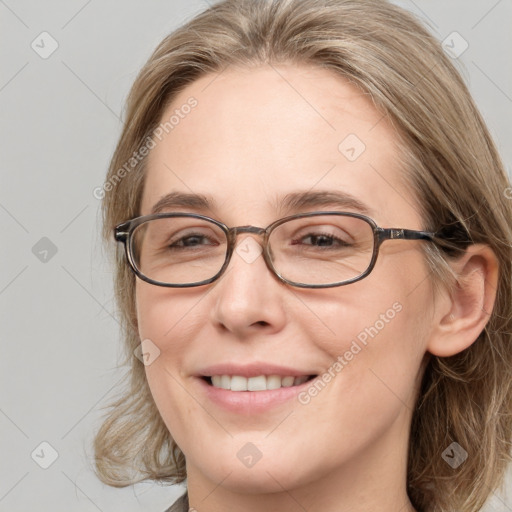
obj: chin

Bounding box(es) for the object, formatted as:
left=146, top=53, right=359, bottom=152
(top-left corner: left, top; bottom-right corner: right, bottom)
left=212, top=463, right=303, bottom=494
left=190, top=445, right=317, bottom=494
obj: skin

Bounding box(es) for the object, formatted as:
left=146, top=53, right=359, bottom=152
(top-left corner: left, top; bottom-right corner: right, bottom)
left=136, top=63, right=498, bottom=512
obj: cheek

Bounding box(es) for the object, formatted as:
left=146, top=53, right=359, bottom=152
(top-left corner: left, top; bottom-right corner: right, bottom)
left=290, top=297, right=428, bottom=469
left=308, top=297, right=421, bottom=399
left=135, top=284, right=197, bottom=393
left=136, top=284, right=207, bottom=445
left=135, top=283, right=205, bottom=353
left=306, top=253, right=432, bottom=409
left=309, top=295, right=427, bottom=369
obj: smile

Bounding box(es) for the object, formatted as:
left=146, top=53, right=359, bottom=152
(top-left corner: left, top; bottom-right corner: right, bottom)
left=205, top=374, right=315, bottom=391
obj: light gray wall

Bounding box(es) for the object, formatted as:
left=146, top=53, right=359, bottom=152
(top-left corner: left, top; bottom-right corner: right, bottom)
left=1, top=1, right=510, bottom=510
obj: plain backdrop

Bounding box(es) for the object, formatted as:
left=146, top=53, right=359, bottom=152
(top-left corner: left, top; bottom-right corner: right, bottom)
left=1, top=1, right=511, bottom=511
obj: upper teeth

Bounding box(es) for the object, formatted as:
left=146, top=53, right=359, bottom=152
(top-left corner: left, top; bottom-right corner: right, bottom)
left=210, top=375, right=310, bottom=391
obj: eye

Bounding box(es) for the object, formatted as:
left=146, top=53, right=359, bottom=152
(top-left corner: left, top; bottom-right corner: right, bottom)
left=168, top=231, right=219, bottom=249
left=289, top=224, right=354, bottom=249
left=294, top=232, right=350, bottom=247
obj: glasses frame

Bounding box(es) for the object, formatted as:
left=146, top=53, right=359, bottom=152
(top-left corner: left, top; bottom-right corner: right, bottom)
left=114, top=211, right=440, bottom=289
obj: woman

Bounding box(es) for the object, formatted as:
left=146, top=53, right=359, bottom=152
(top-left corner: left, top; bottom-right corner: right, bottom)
left=93, top=1, right=512, bottom=511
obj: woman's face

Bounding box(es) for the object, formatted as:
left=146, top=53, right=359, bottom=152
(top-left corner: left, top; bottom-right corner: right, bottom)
left=137, top=63, right=435, bottom=497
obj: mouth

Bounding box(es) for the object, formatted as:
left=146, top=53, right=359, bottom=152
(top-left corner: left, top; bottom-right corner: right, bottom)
left=201, top=374, right=317, bottom=391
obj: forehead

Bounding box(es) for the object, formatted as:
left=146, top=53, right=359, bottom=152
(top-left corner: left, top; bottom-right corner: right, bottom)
left=142, top=63, right=419, bottom=227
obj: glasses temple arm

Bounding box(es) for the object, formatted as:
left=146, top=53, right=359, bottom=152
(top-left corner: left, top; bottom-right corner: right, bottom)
left=378, top=228, right=436, bottom=242
left=114, top=223, right=131, bottom=242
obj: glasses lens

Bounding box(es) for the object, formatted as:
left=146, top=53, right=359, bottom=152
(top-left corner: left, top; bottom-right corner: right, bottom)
left=131, top=216, right=228, bottom=285
left=269, top=214, right=375, bottom=286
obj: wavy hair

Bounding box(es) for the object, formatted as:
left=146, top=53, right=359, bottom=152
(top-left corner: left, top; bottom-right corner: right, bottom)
left=93, top=1, right=512, bottom=510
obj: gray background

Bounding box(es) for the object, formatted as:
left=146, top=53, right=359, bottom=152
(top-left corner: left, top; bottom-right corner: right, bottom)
left=1, top=0, right=511, bottom=510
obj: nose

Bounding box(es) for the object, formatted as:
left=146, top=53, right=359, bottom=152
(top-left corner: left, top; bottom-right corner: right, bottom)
left=209, top=235, right=287, bottom=338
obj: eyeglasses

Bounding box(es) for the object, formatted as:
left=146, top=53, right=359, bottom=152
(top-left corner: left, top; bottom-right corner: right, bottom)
left=114, top=211, right=443, bottom=288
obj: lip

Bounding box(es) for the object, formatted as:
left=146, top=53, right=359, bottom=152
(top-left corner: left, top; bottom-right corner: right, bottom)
left=196, top=375, right=315, bottom=414
left=194, top=362, right=317, bottom=415
left=196, top=362, right=315, bottom=379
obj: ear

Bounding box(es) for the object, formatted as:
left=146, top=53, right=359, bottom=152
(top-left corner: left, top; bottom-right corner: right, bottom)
left=426, top=244, right=499, bottom=357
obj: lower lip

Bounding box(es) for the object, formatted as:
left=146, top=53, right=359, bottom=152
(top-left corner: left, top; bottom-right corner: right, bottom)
left=196, top=377, right=313, bottom=414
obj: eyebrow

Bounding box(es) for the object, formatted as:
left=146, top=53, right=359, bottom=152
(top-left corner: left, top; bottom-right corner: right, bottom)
left=279, top=190, right=375, bottom=217
left=149, top=190, right=375, bottom=217
left=150, top=192, right=217, bottom=214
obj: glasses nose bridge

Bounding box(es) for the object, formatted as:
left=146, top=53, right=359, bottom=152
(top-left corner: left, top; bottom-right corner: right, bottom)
left=223, top=224, right=276, bottom=283
left=228, top=225, right=267, bottom=243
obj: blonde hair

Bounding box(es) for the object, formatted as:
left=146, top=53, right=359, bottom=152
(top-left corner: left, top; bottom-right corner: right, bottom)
left=93, top=1, right=512, bottom=510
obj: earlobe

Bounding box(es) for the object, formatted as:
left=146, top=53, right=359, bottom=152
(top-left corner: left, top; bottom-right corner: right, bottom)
left=426, top=244, right=499, bottom=358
